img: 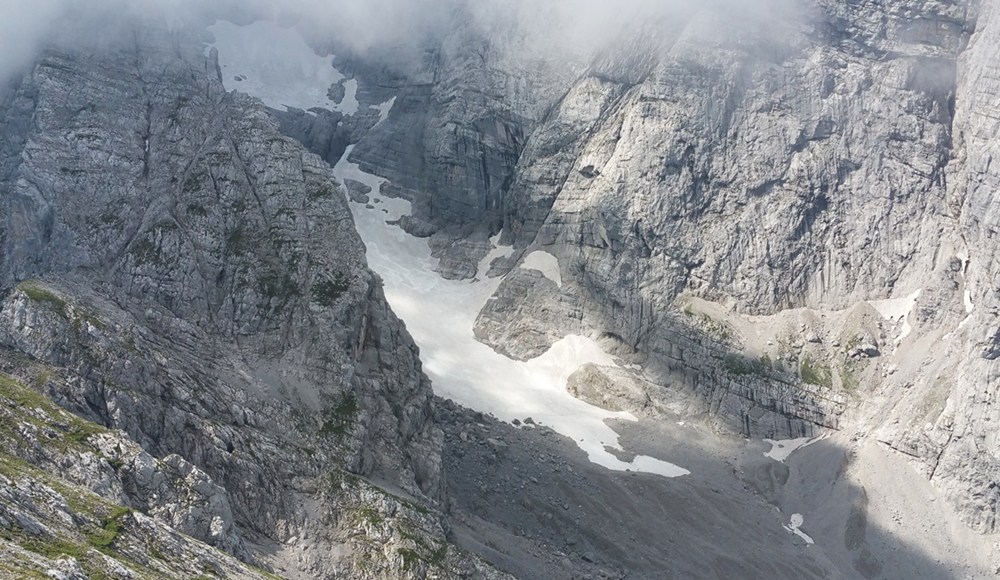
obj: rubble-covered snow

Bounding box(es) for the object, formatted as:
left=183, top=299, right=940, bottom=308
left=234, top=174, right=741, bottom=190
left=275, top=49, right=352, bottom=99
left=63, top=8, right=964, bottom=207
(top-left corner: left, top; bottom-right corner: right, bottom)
left=783, top=513, right=815, bottom=545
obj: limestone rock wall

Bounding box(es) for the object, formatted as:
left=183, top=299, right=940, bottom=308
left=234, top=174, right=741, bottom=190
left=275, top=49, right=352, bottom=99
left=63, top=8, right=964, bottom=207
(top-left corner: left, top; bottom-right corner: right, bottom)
left=0, top=16, right=466, bottom=578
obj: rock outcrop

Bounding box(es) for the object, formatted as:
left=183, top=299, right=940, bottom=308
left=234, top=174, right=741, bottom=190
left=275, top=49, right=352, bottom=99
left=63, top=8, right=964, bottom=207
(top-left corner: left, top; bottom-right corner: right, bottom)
left=3, top=0, right=1000, bottom=575
left=340, top=0, right=1000, bottom=536
left=0, top=12, right=502, bottom=579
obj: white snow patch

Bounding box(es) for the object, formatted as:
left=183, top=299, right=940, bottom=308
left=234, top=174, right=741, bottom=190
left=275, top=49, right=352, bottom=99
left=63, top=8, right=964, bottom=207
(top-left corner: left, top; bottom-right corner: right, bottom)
left=964, top=289, right=975, bottom=314
left=869, top=289, right=921, bottom=343
left=334, top=146, right=688, bottom=478
left=371, top=96, right=396, bottom=126
left=783, top=513, right=815, bottom=545
left=479, top=234, right=515, bottom=278
left=521, top=251, right=562, bottom=288
left=763, top=437, right=814, bottom=462
left=340, top=78, right=360, bottom=115
left=207, top=20, right=356, bottom=115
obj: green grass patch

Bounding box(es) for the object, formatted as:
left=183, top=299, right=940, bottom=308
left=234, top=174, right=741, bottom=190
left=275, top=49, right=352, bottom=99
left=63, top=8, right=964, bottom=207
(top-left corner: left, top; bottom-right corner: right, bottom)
left=694, top=312, right=733, bottom=341
left=397, top=542, right=447, bottom=571
left=0, top=371, right=108, bottom=452
left=721, top=354, right=771, bottom=377
left=0, top=560, right=50, bottom=580
left=17, top=282, right=106, bottom=333
left=87, top=505, right=131, bottom=551
left=356, top=506, right=384, bottom=527
left=0, top=372, right=62, bottom=416
left=800, top=354, right=833, bottom=388
left=10, top=533, right=91, bottom=561
left=225, top=227, right=253, bottom=256
left=18, top=282, right=68, bottom=317
left=841, top=361, right=861, bottom=392
left=99, top=211, right=121, bottom=225
left=129, top=237, right=162, bottom=266
left=840, top=355, right=873, bottom=393
left=307, top=183, right=336, bottom=202
left=258, top=270, right=300, bottom=301
left=72, top=310, right=106, bottom=334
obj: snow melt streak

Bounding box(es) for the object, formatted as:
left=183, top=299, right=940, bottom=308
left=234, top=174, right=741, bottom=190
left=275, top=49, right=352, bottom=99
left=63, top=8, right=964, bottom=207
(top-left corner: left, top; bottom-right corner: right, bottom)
left=335, top=146, right=688, bottom=478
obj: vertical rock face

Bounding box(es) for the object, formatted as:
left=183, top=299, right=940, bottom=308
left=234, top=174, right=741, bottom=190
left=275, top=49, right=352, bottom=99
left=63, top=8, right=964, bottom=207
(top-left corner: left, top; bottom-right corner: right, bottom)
left=479, top=0, right=974, bottom=440
left=2, top=0, right=999, bottom=572
left=345, top=9, right=580, bottom=278
left=337, top=0, right=1000, bottom=535
left=460, top=0, right=967, bottom=441
left=507, top=0, right=967, bottom=315
left=903, top=0, right=1000, bottom=534
left=0, top=15, right=467, bottom=578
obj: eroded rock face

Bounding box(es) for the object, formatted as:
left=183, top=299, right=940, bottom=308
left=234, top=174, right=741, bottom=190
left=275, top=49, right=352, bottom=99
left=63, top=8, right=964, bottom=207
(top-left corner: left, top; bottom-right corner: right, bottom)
left=0, top=15, right=486, bottom=578
left=2, top=0, right=999, bottom=572
left=337, top=0, right=1000, bottom=535
left=892, top=0, right=1000, bottom=534
left=344, top=6, right=581, bottom=278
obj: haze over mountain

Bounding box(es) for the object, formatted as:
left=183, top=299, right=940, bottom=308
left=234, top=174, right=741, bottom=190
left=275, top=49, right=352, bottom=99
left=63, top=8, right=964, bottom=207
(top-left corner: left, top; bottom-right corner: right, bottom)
left=0, top=0, right=998, bottom=578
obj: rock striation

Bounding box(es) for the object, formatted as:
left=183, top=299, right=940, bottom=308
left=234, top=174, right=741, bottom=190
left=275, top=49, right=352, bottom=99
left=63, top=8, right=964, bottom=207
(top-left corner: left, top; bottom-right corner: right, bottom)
left=0, top=13, right=504, bottom=579
left=341, top=0, right=1000, bottom=536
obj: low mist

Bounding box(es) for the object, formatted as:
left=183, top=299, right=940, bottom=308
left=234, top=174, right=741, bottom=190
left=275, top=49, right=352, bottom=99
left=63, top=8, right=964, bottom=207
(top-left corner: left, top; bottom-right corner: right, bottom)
left=0, top=0, right=801, bottom=84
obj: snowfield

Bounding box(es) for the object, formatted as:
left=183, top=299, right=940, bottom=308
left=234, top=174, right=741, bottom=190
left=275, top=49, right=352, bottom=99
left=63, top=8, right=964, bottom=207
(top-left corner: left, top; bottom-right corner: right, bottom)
left=335, top=146, right=689, bottom=478
left=209, top=20, right=689, bottom=479
left=869, top=289, right=921, bottom=343
left=371, top=97, right=396, bottom=126
left=207, top=20, right=357, bottom=115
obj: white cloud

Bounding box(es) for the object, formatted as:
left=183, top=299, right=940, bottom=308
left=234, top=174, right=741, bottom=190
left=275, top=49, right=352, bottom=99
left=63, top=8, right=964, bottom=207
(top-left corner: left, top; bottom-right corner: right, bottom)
left=0, top=0, right=801, bottom=85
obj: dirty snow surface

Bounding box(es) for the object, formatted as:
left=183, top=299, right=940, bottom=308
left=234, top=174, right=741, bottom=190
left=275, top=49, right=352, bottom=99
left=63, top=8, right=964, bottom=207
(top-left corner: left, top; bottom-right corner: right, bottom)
left=334, top=146, right=689, bottom=478
left=869, top=289, right=921, bottom=343
left=521, top=251, right=562, bottom=287
left=207, top=20, right=355, bottom=114
left=764, top=437, right=816, bottom=462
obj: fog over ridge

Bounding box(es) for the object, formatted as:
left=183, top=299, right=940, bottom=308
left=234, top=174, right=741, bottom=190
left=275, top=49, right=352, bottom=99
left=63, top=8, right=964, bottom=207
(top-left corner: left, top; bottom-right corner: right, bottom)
left=0, top=0, right=802, bottom=84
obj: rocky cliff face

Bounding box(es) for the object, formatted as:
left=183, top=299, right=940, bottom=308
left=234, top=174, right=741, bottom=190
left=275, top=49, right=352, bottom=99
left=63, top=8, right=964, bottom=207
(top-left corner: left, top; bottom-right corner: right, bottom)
left=346, top=5, right=581, bottom=279
left=341, top=0, right=1000, bottom=538
left=3, top=0, right=1000, bottom=576
left=0, top=13, right=507, bottom=579
left=898, top=0, right=1000, bottom=534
